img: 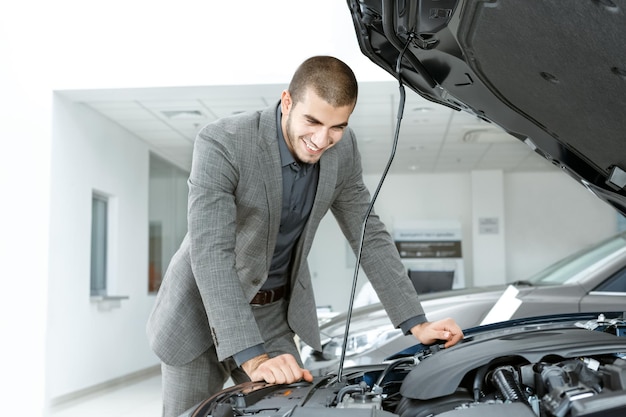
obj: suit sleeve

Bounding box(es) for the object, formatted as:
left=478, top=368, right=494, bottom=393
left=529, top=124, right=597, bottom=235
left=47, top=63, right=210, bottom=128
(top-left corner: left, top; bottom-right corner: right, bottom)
left=329, top=129, right=426, bottom=328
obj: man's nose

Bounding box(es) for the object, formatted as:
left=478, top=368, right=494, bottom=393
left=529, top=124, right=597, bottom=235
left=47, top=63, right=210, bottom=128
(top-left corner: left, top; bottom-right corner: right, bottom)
left=311, top=128, right=330, bottom=148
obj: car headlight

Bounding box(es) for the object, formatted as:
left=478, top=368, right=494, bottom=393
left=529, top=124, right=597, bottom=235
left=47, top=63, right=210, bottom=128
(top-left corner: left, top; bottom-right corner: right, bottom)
left=321, top=327, right=402, bottom=360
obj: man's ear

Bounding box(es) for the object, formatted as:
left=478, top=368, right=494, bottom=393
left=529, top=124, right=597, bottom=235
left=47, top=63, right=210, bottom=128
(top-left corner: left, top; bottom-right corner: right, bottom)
left=280, top=90, right=292, bottom=116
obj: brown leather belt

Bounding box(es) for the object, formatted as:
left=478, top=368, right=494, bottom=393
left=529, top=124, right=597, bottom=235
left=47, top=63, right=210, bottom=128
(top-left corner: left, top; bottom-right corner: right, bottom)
left=250, top=284, right=288, bottom=305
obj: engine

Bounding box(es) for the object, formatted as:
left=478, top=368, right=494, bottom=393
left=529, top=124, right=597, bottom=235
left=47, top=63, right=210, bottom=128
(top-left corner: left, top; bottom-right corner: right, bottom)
left=186, top=316, right=626, bottom=417
left=383, top=355, right=626, bottom=417
left=318, top=317, right=626, bottom=416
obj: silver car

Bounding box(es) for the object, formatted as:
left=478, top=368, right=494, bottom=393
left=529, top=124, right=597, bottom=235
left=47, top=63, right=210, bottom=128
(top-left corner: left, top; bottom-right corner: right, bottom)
left=302, top=230, right=626, bottom=375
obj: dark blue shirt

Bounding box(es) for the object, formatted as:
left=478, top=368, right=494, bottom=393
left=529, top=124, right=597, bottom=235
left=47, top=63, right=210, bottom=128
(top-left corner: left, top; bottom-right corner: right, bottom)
left=234, top=105, right=319, bottom=365
left=263, top=105, right=319, bottom=290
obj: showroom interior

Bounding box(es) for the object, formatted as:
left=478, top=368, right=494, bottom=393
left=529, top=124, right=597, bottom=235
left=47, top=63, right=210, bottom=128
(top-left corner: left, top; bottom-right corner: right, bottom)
left=2, top=1, right=624, bottom=416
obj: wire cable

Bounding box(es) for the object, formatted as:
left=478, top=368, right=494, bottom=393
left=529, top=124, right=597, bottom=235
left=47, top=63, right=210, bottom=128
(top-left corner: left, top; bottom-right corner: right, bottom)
left=337, top=36, right=412, bottom=382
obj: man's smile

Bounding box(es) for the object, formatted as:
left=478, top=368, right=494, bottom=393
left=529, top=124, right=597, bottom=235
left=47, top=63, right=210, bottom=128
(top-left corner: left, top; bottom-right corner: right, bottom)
left=301, top=137, right=322, bottom=154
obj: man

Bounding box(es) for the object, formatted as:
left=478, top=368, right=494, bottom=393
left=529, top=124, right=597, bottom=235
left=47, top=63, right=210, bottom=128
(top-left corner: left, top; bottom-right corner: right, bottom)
left=147, top=55, right=463, bottom=417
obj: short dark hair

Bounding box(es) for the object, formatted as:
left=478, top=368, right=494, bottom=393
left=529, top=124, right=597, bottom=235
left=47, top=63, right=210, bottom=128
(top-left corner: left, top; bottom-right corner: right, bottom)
left=288, top=56, right=358, bottom=108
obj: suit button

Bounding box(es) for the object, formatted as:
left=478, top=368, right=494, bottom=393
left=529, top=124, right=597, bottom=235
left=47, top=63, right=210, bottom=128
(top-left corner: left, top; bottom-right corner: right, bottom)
left=252, top=278, right=261, bottom=285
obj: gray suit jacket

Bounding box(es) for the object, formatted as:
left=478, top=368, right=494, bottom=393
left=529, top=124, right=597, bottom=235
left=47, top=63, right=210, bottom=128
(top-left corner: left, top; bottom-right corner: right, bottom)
left=146, top=104, right=425, bottom=366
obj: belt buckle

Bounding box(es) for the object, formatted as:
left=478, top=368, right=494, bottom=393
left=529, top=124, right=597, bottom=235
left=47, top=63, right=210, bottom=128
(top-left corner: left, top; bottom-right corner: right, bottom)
left=261, top=289, right=272, bottom=304
left=251, top=289, right=270, bottom=305
left=251, top=286, right=284, bottom=306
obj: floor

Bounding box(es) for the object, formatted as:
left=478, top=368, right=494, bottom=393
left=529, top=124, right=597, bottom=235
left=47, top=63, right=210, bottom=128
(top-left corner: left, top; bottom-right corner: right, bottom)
left=47, top=371, right=235, bottom=417
left=48, top=372, right=162, bottom=417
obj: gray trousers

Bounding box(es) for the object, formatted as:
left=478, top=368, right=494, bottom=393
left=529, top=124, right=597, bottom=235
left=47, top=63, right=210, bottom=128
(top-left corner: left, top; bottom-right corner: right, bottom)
left=161, top=298, right=302, bottom=417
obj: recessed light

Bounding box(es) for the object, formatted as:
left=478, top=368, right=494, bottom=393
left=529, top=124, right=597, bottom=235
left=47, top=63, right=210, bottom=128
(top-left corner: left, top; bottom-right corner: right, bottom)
left=162, top=110, right=205, bottom=120
left=462, top=129, right=511, bottom=143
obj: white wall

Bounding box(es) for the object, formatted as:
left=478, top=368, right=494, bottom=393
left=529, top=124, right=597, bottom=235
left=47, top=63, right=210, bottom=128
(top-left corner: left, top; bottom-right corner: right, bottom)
left=504, top=171, right=618, bottom=281
left=471, top=171, right=507, bottom=286
left=0, top=19, right=51, bottom=417
left=47, top=95, right=158, bottom=400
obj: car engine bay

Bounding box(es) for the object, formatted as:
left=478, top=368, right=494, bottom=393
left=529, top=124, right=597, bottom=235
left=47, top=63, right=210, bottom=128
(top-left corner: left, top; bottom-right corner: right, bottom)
left=188, top=315, right=626, bottom=417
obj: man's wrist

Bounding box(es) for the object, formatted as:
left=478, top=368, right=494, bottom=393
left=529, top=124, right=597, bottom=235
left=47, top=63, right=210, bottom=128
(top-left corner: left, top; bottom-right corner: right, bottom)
left=233, top=344, right=266, bottom=367
left=410, top=321, right=428, bottom=337
left=241, top=353, right=270, bottom=375
left=399, top=314, right=427, bottom=335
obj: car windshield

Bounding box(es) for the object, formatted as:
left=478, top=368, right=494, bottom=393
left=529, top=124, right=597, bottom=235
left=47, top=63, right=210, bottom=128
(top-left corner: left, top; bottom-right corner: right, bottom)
left=526, top=232, right=626, bottom=286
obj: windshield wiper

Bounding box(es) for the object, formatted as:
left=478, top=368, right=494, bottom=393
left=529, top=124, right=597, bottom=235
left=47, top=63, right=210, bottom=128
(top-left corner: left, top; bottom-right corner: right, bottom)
left=511, top=280, right=533, bottom=286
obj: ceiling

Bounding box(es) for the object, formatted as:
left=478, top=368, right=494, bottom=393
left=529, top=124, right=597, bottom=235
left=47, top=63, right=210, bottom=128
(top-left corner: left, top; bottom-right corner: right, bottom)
left=60, top=81, right=557, bottom=175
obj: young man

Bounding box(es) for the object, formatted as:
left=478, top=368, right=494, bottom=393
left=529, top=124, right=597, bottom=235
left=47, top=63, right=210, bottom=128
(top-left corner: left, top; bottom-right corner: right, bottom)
left=147, top=55, right=463, bottom=417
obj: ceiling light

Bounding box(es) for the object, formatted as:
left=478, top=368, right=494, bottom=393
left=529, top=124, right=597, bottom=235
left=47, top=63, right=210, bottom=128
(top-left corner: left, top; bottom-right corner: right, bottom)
left=162, top=110, right=205, bottom=120
left=462, top=129, right=511, bottom=144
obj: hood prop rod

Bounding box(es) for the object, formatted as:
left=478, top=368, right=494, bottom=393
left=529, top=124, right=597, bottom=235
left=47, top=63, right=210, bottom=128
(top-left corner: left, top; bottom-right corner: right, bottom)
left=337, top=37, right=410, bottom=382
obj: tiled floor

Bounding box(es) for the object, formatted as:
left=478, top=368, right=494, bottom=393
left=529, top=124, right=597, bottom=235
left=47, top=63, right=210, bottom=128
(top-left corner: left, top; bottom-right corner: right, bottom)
left=48, top=372, right=162, bottom=417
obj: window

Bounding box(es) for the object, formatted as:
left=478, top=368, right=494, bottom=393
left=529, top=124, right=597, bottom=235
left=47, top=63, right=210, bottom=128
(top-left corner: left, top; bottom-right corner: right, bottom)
left=148, top=153, right=188, bottom=293
left=618, top=213, right=626, bottom=233
left=595, top=269, right=626, bottom=293
left=526, top=232, right=626, bottom=286
left=91, top=193, right=108, bottom=296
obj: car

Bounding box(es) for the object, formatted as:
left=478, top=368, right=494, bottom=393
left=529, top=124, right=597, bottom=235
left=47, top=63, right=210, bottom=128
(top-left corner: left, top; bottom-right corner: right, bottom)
left=182, top=312, right=626, bottom=416
left=301, top=230, right=626, bottom=375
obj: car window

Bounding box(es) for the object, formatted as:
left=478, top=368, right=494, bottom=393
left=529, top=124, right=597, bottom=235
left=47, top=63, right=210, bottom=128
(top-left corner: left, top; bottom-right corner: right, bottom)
left=527, top=233, right=626, bottom=286
left=593, top=268, right=626, bottom=293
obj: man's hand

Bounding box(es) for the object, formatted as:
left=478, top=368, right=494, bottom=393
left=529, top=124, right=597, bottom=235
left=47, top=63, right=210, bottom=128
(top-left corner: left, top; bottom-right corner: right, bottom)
left=242, top=353, right=313, bottom=384
left=410, top=318, right=464, bottom=348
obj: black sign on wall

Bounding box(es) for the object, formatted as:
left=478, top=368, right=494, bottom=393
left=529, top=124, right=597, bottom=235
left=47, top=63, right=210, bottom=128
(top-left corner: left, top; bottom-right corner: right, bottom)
left=395, top=240, right=463, bottom=258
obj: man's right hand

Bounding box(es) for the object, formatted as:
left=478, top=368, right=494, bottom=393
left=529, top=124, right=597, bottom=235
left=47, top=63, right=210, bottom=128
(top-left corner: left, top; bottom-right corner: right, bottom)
left=242, top=353, right=313, bottom=384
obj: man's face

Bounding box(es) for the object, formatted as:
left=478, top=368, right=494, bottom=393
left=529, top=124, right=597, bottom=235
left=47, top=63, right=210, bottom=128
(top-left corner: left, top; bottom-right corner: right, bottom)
left=281, top=87, right=354, bottom=164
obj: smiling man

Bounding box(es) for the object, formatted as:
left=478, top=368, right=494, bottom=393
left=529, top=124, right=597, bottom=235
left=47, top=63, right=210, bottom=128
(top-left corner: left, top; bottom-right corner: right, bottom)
left=281, top=79, right=352, bottom=164
left=146, top=55, right=463, bottom=417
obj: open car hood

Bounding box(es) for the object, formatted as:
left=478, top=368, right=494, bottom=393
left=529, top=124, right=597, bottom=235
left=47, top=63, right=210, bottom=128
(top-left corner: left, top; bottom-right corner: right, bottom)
left=347, top=0, right=626, bottom=215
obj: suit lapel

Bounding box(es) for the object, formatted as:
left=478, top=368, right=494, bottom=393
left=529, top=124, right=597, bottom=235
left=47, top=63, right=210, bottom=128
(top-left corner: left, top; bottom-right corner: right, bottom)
left=257, top=105, right=282, bottom=269
left=299, top=146, right=338, bottom=255
left=257, top=102, right=340, bottom=275
left=311, top=149, right=338, bottom=223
